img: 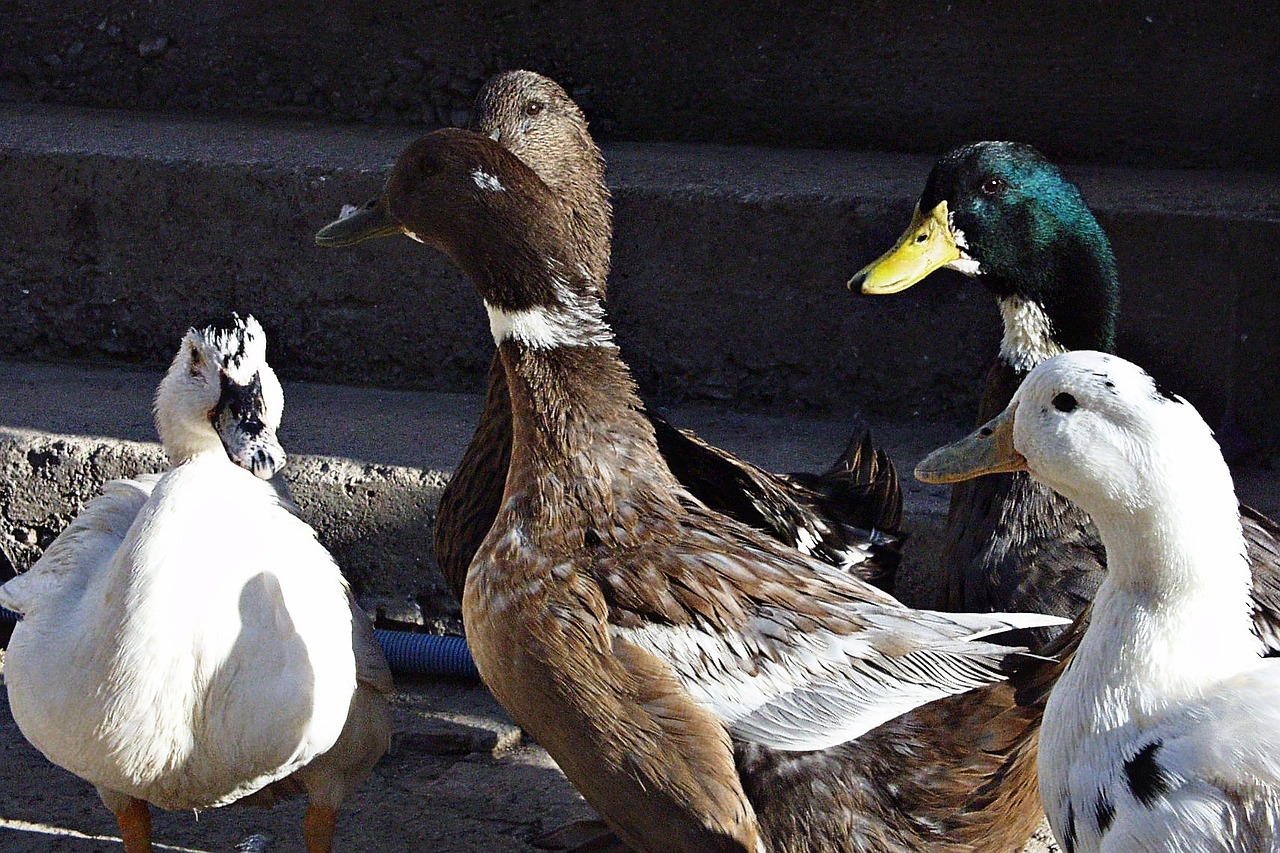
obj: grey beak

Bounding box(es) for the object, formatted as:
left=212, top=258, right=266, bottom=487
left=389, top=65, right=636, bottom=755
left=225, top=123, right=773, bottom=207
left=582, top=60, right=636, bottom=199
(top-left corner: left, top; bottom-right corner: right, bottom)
left=211, top=373, right=286, bottom=479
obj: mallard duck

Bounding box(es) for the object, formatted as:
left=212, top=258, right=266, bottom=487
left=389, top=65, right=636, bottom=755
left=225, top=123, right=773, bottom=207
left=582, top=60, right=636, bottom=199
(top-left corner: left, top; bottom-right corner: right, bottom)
left=316, top=127, right=1076, bottom=852
left=329, top=70, right=903, bottom=608
left=918, top=350, right=1280, bottom=851
left=851, top=141, right=1280, bottom=650
left=0, top=316, right=392, bottom=853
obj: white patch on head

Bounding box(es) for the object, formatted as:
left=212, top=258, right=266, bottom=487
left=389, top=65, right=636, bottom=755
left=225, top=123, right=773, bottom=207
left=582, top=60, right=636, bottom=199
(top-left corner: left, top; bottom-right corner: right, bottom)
left=945, top=216, right=983, bottom=275
left=337, top=203, right=360, bottom=221
left=1000, top=296, right=1066, bottom=372
left=471, top=169, right=505, bottom=193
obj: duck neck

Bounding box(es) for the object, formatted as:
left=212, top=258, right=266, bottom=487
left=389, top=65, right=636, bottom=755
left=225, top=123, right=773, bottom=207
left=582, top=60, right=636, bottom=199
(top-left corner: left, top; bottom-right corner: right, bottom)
left=497, top=337, right=676, bottom=532
left=156, top=419, right=226, bottom=468
left=1074, top=461, right=1258, bottom=715
left=991, top=232, right=1119, bottom=377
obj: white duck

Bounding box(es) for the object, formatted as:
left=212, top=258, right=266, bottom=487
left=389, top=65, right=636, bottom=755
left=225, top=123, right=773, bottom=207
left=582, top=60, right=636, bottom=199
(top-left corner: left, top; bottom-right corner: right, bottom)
left=0, top=315, right=392, bottom=853
left=917, top=350, right=1280, bottom=852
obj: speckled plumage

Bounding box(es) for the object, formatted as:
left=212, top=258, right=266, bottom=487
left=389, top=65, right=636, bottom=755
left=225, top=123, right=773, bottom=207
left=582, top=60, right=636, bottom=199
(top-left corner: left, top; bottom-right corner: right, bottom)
left=929, top=352, right=1280, bottom=852
left=431, top=71, right=902, bottom=616
left=338, top=128, right=1077, bottom=853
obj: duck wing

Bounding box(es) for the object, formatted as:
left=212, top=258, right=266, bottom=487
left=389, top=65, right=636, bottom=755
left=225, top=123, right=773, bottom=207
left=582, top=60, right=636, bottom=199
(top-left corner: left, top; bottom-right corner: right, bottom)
left=1242, top=503, right=1280, bottom=656
left=435, top=356, right=514, bottom=605
left=939, top=470, right=1105, bottom=636
left=650, top=414, right=903, bottom=591
left=436, top=365, right=904, bottom=607
left=0, top=475, right=159, bottom=615
left=596, top=504, right=1066, bottom=754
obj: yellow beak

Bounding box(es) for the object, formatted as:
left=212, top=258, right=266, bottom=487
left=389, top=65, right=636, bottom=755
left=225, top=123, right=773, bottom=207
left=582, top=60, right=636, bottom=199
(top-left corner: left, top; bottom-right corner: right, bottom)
left=849, top=200, right=967, bottom=295
left=914, top=404, right=1027, bottom=484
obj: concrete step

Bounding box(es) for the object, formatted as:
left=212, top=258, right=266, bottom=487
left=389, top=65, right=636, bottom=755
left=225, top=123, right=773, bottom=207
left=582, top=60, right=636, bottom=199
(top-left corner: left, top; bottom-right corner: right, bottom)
left=4, top=360, right=1279, bottom=623
left=4, top=104, right=1280, bottom=454
left=4, top=0, right=1278, bottom=169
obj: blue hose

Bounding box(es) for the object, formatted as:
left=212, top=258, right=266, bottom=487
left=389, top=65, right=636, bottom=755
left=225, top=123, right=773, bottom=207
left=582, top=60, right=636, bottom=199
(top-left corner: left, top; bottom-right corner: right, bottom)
left=0, top=607, right=478, bottom=680
left=373, top=629, right=479, bottom=679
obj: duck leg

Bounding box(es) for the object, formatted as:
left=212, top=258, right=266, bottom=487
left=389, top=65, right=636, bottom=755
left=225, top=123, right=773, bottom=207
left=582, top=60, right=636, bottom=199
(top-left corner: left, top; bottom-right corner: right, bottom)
left=113, top=797, right=152, bottom=853
left=303, top=804, right=337, bottom=853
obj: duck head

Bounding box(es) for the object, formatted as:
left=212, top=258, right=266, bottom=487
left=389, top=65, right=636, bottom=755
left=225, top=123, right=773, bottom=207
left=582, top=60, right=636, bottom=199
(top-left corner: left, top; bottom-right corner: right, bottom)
left=915, top=350, right=1227, bottom=522
left=852, top=142, right=1118, bottom=371
left=154, top=314, right=286, bottom=478
left=317, top=128, right=611, bottom=350
left=471, top=70, right=612, bottom=290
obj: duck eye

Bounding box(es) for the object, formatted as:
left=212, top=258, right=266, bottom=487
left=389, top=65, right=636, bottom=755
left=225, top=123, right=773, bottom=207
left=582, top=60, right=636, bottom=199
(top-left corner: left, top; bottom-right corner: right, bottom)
left=188, top=344, right=204, bottom=377
left=1052, top=392, right=1078, bottom=413
left=525, top=100, right=544, bottom=117
left=981, top=177, right=1007, bottom=195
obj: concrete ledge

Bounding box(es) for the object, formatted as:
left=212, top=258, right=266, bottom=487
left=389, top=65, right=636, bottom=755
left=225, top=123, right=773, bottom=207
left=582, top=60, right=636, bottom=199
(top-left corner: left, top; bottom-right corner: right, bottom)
left=3, top=104, right=1279, bottom=454
left=4, top=360, right=1278, bottom=621
left=0, top=427, right=452, bottom=623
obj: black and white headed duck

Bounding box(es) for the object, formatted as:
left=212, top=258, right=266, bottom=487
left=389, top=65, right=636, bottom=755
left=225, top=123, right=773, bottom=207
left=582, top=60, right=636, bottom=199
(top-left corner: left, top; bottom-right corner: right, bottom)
left=320, top=70, right=904, bottom=606
left=852, top=141, right=1280, bottom=651
left=919, top=350, right=1280, bottom=852
left=0, top=316, right=392, bottom=853
left=316, top=127, right=1078, bottom=852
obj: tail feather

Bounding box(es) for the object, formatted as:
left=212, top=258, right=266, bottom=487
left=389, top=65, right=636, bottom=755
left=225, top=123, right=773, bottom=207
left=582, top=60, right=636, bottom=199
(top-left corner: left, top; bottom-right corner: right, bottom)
left=650, top=412, right=904, bottom=592
left=786, top=428, right=904, bottom=537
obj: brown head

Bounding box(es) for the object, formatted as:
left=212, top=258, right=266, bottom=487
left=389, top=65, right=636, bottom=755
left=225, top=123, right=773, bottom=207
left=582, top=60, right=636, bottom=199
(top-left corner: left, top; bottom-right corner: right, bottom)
left=316, top=128, right=610, bottom=346
left=471, top=70, right=612, bottom=291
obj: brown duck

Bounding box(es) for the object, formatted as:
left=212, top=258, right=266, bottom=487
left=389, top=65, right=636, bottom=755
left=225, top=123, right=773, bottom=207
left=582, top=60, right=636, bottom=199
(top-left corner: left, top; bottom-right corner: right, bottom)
left=337, top=70, right=903, bottom=609
left=316, top=128, right=1074, bottom=853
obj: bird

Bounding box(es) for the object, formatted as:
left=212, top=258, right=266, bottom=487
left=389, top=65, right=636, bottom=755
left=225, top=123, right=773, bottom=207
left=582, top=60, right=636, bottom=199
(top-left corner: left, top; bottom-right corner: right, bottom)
left=316, top=127, right=1074, bottom=853
left=323, top=69, right=904, bottom=609
left=851, top=140, right=1280, bottom=652
left=917, top=349, right=1280, bottom=852
left=0, top=315, right=392, bottom=853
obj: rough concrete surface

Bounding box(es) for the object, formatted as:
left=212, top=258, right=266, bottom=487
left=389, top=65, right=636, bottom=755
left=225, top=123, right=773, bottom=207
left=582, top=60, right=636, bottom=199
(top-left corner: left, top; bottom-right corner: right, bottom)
left=0, top=656, right=1063, bottom=852
left=3, top=104, right=1279, bottom=452
left=0, top=665, right=597, bottom=852
left=4, top=359, right=1278, bottom=616
left=3, top=1, right=1279, bottom=169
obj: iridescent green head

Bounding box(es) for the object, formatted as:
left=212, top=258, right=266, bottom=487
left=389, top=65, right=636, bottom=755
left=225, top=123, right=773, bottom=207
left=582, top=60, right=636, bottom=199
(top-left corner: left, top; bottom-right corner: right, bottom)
left=852, top=142, right=1118, bottom=354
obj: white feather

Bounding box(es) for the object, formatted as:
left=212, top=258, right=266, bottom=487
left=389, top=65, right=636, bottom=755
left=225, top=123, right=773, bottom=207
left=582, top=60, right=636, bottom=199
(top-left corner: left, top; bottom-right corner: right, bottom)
left=0, top=328, right=391, bottom=817
left=1002, top=351, right=1280, bottom=851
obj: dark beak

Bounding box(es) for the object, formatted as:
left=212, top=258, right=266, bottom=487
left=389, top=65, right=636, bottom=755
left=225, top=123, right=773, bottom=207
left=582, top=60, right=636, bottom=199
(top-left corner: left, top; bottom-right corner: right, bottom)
left=315, top=196, right=403, bottom=247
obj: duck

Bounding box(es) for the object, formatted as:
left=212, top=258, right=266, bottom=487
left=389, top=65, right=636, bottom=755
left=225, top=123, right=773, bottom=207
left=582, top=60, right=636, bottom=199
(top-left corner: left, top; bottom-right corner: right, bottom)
left=325, top=69, right=903, bottom=607
left=0, top=315, right=393, bottom=853
left=850, top=140, right=1280, bottom=651
left=315, top=127, right=1081, bottom=853
left=917, top=350, right=1280, bottom=851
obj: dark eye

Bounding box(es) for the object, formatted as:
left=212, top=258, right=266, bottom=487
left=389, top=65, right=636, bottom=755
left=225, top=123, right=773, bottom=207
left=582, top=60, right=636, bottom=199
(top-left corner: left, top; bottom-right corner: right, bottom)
left=981, top=176, right=1007, bottom=195
left=525, top=100, right=544, bottom=117
left=1052, top=392, right=1078, bottom=413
